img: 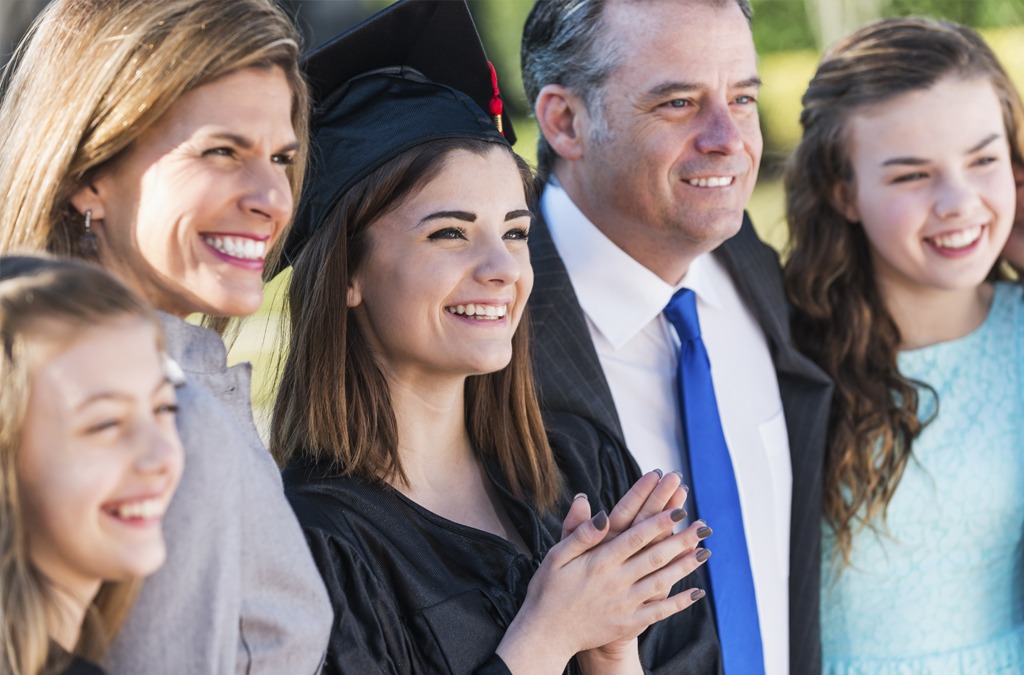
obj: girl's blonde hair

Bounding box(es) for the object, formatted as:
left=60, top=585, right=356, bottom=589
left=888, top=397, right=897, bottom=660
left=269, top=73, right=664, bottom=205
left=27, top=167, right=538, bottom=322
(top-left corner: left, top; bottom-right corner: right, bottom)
left=0, top=254, right=162, bottom=675
left=0, top=0, right=308, bottom=279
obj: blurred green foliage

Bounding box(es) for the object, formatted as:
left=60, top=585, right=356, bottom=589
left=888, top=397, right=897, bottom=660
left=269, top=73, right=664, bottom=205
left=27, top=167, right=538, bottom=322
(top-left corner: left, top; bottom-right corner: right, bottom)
left=758, top=24, right=1024, bottom=170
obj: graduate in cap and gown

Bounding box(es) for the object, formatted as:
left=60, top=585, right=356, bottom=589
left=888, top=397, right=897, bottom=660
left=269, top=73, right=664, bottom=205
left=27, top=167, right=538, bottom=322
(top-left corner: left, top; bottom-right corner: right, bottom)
left=270, top=1, right=714, bottom=672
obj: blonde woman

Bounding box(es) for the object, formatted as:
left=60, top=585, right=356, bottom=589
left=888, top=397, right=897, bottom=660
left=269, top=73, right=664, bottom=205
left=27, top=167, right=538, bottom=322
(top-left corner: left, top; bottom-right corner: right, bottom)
left=0, top=1, right=331, bottom=673
left=0, top=255, right=184, bottom=675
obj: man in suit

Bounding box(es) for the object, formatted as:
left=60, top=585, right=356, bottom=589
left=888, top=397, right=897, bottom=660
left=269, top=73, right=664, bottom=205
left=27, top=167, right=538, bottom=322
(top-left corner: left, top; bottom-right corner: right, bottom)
left=520, top=1, right=833, bottom=673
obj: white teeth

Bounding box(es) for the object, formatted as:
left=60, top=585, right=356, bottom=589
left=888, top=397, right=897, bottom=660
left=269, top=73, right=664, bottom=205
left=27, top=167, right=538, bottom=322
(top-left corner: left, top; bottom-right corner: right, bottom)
left=686, top=176, right=733, bottom=188
left=202, top=235, right=267, bottom=260
left=110, top=498, right=165, bottom=520
left=446, top=303, right=508, bottom=320
left=929, top=225, right=982, bottom=250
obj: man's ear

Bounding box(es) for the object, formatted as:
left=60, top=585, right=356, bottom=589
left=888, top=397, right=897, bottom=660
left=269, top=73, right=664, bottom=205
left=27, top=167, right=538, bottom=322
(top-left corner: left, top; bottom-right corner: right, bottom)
left=534, top=84, right=589, bottom=162
left=830, top=180, right=860, bottom=223
left=69, top=182, right=107, bottom=221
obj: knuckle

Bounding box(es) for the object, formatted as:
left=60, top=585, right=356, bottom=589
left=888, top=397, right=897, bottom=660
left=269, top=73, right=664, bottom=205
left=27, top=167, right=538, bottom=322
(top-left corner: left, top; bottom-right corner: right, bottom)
left=626, top=529, right=647, bottom=551
left=646, top=548, right=667, bottom=571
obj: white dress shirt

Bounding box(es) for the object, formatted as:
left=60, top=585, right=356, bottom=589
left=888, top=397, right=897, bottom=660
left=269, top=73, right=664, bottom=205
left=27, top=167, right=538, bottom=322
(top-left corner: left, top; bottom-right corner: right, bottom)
left=542, top=182, right=791, bottom=675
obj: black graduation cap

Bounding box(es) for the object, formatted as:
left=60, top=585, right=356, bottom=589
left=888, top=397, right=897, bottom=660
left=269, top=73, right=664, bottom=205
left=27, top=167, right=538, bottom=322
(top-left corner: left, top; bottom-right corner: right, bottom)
left=278, top=0, right=516, bottom=273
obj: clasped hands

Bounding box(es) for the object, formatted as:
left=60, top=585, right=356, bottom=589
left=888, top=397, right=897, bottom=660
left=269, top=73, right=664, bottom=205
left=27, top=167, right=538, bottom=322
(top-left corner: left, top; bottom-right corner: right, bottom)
left=497, top=470, right=712, bottom=674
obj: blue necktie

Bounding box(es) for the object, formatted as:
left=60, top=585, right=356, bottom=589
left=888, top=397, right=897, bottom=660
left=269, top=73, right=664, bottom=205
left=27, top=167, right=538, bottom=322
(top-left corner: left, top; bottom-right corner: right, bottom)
left=664, top=288, right=765, bottom=675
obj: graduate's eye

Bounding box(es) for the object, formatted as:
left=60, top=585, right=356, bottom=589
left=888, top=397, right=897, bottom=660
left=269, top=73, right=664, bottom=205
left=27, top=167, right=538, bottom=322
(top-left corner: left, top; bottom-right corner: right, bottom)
left=503, top=227, right=530, bottom=241
left=427, top=227, right=468, bottom=241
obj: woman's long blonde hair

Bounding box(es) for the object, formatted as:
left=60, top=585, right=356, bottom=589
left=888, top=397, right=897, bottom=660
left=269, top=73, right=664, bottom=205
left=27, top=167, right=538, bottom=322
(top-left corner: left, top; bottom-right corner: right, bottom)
left=0, top=0, right=308, bottom=284
left=784, top=17, right=1024, bottom=565
left=0, top=254, right=163, bottom=675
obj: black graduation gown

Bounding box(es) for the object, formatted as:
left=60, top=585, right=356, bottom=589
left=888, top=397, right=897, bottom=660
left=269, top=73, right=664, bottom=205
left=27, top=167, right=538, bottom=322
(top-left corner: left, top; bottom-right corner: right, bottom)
left=283, top=459, right=582, bottom=675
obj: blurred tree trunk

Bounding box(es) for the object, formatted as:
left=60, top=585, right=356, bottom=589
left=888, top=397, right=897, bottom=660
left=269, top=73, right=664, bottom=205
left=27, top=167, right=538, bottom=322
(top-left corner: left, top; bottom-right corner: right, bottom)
left=803, top=0, right=883, bottom=49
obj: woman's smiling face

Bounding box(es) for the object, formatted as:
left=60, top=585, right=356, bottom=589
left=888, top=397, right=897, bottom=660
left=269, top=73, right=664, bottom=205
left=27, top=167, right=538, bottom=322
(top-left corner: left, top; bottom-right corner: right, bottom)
left=74, top=66, right=299, bottom=318
left=347, top=146, right=534, bottom=387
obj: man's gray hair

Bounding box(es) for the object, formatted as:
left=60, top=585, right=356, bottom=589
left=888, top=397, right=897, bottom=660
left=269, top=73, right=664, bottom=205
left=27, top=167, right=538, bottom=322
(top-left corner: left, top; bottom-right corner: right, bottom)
left=521, top=0, right=753, bottom=177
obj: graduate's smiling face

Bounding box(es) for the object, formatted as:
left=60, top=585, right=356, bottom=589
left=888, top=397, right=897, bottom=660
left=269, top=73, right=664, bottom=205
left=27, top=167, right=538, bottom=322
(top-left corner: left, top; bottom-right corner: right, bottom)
left=347, top=145, right=534, bottom=387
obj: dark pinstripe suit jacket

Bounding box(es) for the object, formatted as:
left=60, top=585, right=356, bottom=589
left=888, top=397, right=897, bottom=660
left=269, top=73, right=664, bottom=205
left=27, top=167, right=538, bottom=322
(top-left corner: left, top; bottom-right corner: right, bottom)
left=528, top=207, right=833, bottom=675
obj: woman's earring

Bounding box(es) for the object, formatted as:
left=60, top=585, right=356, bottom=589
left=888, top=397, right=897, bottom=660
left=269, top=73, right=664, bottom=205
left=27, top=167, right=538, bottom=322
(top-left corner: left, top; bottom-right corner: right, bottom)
left=80, top=209, right=98, bottom=255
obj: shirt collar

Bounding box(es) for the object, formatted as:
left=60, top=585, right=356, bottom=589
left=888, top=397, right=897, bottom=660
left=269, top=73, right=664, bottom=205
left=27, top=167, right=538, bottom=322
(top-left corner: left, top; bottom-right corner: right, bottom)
left=541, top=181, right=721, bottom=350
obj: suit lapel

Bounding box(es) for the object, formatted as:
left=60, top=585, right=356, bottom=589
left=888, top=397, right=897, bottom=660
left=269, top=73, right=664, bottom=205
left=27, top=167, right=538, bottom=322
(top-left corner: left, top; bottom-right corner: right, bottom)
left=715, top=215, right=832, bottom=675
left=528, top=211, right=626, bottom=446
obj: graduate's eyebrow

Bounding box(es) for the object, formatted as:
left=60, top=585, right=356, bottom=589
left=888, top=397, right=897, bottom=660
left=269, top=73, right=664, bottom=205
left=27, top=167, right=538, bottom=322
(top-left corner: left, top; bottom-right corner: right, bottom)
left=418, top=210, right=476, bottom=226
left=505, top=209, right=532, bottom=221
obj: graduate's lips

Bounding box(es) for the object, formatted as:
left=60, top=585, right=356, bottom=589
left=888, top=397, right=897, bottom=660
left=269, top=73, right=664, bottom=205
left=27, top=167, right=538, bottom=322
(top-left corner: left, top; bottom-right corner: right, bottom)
left=201, top=232, right=271, bottom=270
left=444, top=301, right=510, bottom=321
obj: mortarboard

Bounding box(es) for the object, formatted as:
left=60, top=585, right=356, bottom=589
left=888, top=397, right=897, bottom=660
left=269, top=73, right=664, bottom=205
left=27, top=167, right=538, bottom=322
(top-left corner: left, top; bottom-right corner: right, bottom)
left=278, top=0, right=515, bottom=273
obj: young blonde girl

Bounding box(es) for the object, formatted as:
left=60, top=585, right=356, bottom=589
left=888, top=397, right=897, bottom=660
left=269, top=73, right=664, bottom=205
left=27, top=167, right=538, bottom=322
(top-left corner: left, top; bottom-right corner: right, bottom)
left=0, top=254, right=183, bottom=675
left=0, top=2, right=332, bottom=670
left=785, top=17, right=1024, bottom=673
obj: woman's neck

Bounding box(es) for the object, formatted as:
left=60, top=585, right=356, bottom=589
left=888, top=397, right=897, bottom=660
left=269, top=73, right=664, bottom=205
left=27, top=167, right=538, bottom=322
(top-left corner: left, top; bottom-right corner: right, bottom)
left=385, top=372, right=475, bottom=492
left=880, top=279, right=995, bottom=350
left=384, top=372, right=528, bottom=552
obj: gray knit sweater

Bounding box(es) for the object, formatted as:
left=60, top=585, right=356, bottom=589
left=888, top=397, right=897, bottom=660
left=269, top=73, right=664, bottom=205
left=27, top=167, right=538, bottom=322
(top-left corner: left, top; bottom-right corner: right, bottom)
left=106, top=314, right=331, bottom=674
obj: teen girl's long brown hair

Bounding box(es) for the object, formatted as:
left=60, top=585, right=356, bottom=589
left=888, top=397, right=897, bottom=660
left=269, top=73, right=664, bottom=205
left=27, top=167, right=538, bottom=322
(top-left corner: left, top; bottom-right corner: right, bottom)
left=272, top=138, right=563, bottom=511
left=783, top=17, right=1024, bottom=564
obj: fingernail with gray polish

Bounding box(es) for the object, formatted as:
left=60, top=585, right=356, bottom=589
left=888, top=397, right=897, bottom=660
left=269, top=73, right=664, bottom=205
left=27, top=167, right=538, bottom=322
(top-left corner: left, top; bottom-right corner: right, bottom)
left=653, top=468, right=664, bottom=479
left=670, top=508, right=687, bottom=522
left=696, top=548, right=711, bottom=563
left=691, top=589, right=706, bottom=601
left=573, top=493, right=588, bottom=501
left=696, top=526, right=713, bottom=540
left=592, top=511, right=608, bottom=530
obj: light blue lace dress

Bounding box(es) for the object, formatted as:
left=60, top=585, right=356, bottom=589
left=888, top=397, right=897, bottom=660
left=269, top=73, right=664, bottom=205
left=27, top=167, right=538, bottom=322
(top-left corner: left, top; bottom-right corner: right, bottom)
left=821, top=282, right=1024, bottom=674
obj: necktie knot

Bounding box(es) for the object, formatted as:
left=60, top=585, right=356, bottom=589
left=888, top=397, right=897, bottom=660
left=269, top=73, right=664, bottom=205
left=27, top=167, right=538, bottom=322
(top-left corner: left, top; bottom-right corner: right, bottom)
left=664, top=287, right=701, bottom=342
